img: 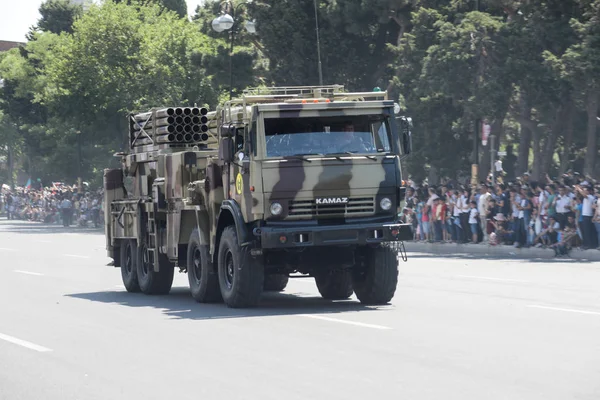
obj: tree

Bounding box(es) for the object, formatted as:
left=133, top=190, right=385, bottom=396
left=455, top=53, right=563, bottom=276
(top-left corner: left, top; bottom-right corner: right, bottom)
left=112, top=0, right=187, bottom=18
left=160, top=0, right=187, bottom=18
left=36, top=0, right=83, bottom=34
left=0, top=1, right=225, bottom=184
left=2, top=0, right=600, bottom=186
left=393, top=4, right=513, bottom=182
left=552, top=0, right=600, bottom=177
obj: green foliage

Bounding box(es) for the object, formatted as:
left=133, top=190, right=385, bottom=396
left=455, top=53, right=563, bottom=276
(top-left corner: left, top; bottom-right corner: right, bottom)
left=0, top=0, right=224, bottom=185
left=1, top=0, right=600, bottom=186
left=160, top=0, right=187, bottom=18
left=112, top=0, right=187, bottom=18
left=36, top=0, right=83, bottom=35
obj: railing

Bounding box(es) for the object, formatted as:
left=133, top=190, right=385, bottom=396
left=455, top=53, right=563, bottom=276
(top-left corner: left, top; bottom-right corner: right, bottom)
left=219, top=85, right=389, bottom=126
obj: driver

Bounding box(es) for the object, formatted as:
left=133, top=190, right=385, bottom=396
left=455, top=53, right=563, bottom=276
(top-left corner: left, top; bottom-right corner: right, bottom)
left=338, top=123, right=368, bottom=153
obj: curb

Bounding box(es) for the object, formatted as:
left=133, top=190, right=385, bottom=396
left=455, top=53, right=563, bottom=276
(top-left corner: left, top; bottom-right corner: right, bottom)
left=404, top=242, right=600, bottom=262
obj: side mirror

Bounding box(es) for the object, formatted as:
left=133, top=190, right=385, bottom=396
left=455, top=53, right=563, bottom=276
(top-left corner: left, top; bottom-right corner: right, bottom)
left=220, top=124, right=235, bottom=138
left=219, top=137, right=234, bottom=164
left=397, top=116, right=412, bottom=157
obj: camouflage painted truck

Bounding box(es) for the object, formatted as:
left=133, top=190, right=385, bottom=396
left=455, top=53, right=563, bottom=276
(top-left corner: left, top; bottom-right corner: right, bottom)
left=104, top=85, right=413, bottom=308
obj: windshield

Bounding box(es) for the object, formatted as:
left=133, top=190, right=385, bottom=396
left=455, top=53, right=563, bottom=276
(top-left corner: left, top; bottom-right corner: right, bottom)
left=264, top=115, right=392, bottom=157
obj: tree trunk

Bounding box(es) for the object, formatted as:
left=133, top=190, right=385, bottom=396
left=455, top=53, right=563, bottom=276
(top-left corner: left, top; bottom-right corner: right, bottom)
left=386, top=12, right=410, bottom=93
left=583, top=90, right=598, bottom=177
left=541, top=102, right=570, bottom=177
left=369, top=25, right=392, bottom=88
left=479, top=113, right=507, bottom=181
left=530, top=123, right=543, bottom=181
left=558, top=103, right=575, bottom=176
left=517, top=98, right=532, bottom=176
left=428, top=165, right=439, bottom=185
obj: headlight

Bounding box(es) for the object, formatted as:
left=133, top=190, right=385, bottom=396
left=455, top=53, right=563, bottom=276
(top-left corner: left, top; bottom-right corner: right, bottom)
left=380, top=197, right=392, bottom=211
left=270, top=202, right=283, bottom=216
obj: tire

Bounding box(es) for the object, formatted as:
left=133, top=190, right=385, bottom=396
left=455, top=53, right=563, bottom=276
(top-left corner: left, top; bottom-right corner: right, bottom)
left=137, top=241, right=174, bottom=295
left=352, top=245, right=398, bottom=305
left=217, top=226, right=264, bottom=308
left=263, top=274, right=289, bottom=292
left=187, top=228, right=222, bottom=303
left=119, top=240, right=141, bottom=293
left=314, top=269, right=353, bottom=300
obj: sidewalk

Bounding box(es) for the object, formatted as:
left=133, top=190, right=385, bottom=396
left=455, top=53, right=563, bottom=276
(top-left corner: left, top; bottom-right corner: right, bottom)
left=404, top=241, right=600, bottom=262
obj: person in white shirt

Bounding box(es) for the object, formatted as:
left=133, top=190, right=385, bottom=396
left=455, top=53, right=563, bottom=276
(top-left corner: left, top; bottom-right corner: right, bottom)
left=593, top=194, right=600, bottom=250
left=426, top=188, right=439, bottom=208
left=554, top=186, right=571, bottom=228
left=451, top=190, right=464, bottom=242
left=477, top=186, right=491, bottom=241
left=514, top=187, right=532, bottom=247
left=576, top=185, right=597, bottom=249
left=538, top=186, right=547, bottom=217
left=458, top=189, right=471, bottom=243
left=60, top=197, right=73, bottom=227
left=468, top=200, right=479, bottom=243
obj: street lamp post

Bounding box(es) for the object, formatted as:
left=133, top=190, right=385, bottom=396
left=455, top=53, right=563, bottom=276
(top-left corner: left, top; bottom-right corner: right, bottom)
left=77, top=130, right=82, bottom=194
left=472, top=0, right=481, bottom=187
left=212, top=1, right=256, bottom=100
left=313, top=0, right=323, bottom=86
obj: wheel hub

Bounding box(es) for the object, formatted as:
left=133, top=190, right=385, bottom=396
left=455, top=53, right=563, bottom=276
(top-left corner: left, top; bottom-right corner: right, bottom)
left=225, top=250, right=234, bottom=289
left=193, top=247, right=202, bottom=283
left=141, top=243, right=150, bottom=275
left=125, top=244, right=132, bottom=274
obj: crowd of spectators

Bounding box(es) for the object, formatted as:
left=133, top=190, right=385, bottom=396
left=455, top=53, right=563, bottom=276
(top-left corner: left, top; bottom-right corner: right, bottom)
left=402, top=171, right=600, bottom=256
left=0, top=182, right=104, bottom=228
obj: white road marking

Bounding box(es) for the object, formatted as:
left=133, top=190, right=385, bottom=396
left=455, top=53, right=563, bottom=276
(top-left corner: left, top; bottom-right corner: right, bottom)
left=528, top=305, right=600, bottom=316
left=456, top=275, right=530, bottom=284
left=298, top=315, right=392, bottom=330
left=63, top=254, right=90, bottom=259
left=14, top=270, right=44, bottom=276
left=0, top=247, right=17, bottom=251
left=0, top=332, right=52, bottom=352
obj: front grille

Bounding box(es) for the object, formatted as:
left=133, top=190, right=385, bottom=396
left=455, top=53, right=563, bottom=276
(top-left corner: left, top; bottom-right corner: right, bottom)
left=288, top=197, right=375, bottom=218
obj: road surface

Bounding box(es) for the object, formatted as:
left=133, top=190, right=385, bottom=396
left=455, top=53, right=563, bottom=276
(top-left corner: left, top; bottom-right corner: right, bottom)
left=0, top=220, right=599, bottom=400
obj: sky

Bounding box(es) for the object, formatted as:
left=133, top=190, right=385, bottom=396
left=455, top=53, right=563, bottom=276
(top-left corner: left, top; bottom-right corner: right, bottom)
left=0, top=0, right=206, bottom=43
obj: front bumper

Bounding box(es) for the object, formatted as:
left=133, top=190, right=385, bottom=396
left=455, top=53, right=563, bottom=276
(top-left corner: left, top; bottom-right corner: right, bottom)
left=258, top=222, right=413, bottom=249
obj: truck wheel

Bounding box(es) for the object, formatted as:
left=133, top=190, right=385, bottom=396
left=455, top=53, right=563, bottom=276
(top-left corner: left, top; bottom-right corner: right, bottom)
left=263, top=274, right=289, bottom=292
left=314, top=269, right=353, bottom=300
left=217, top=226, right=264, bottom=308
left=137, top=242, right=174, bottom=295
left=187, top=228, right=222, bottom=303
left=352, top=245, right=398, bottom=305
left=120, top=240, right=140, bottom=293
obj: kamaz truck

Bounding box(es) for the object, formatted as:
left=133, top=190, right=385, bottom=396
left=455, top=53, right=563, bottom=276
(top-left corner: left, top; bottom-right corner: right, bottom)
left=104, top=85, right=413, bottom=308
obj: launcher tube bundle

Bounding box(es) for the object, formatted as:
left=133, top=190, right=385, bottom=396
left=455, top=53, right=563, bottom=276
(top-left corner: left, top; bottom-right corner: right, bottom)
left=129, top=107, right=210, bottom=148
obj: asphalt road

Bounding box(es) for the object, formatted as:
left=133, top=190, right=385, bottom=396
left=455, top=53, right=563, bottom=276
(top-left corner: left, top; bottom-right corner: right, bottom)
left=0, top=219, right=599, bottom=400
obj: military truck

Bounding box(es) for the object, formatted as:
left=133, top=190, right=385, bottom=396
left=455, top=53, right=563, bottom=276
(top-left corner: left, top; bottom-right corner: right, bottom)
left=104, top=85, right=413, bottom=308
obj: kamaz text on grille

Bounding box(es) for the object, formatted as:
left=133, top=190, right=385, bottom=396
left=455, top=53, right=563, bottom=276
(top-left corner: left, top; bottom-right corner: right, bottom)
left=315, top=197, right=350, bottom=205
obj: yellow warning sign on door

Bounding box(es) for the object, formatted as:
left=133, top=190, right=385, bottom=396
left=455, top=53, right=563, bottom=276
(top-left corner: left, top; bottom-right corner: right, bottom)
left=235, top=173, right=243, bottom=195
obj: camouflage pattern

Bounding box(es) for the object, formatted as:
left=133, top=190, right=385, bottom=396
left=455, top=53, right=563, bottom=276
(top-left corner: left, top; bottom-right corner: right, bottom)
left=104, top=85, right=410, bottom=267
left=221, top=95, right=403, bottom=225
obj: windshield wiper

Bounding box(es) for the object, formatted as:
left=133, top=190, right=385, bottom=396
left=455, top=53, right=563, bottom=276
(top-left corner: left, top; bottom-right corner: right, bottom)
left=326, top=152, right=378, bottom=161
left=284, top=153, right=325, bottom=163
